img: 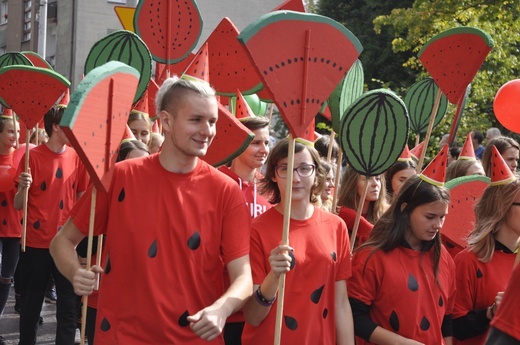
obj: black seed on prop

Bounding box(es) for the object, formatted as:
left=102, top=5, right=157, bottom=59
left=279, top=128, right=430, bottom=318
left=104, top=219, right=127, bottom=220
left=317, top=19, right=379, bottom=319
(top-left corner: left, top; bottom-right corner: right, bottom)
left=118, top=188, right=125, bottom=202
left=40, top=181, right=46, bottom=191
left=407, top=274, right=419, bottom=291
left=34, top=220, right=40, bottom=229
left=389, top=310, right=399, bottom=331
left=56, top=168, right=63, bottom=178
left=148, top=240, right=158, bottom=258
left=104, top=255, right=111, bottom=274
left=59, top=200, right=64, bottom=210
left=310, top=285, right=325, bottom=304
left=178, top=310, right=190, bottom=327
left=476, top=268, right=483, bottom=278
left=1, top=200, right=6, bottom=207
left=330, top=251, right=337, bottom=261
left=284, top=316, right=298, bottom=330
left=420, top=316, right=430, bottom=331
left=288, top=251, right=296, bottom=270
left=100, top=317, right=111, bottom=331
left=322, top=308, right=328, bottom=318
left=187, top=231, right=201, bottom=250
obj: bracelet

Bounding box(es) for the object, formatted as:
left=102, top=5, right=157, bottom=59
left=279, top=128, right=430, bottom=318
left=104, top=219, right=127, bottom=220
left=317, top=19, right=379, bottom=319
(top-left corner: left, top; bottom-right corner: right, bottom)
left=255, top=286, right=276, bottom=307
left=490, top=303, right=496, bottom=318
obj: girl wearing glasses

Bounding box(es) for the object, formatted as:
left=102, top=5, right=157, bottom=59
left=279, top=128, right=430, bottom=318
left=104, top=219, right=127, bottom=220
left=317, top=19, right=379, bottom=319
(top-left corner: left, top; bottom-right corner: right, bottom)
left=241, top=138, right=355, bottom=345
left=452, top=150, right=520, bottom=344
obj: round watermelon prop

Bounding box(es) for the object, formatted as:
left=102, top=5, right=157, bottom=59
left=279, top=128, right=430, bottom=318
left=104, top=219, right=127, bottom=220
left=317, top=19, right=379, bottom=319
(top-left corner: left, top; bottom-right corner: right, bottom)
left=443, top=175, right=489, bottom=250
left=61, top=61, right=140, bottom=193
left=205, top=17, right=263, bottom=96
left=134, top=0, right=202, bottom=64
left=238, top=11, right=363, bottom=139
left=405, top=78, right=448, bottom=135
left=202, top=103, right=254, bottom=167
left=21, top=51, right=53, bottom=69
left=340, top=89, right=409, bottom=176
left=0, top=52, right=34, bottom=108
left=84, top=30, right=151, bottom=105
left=493, top=79, right=520, bottom=133
left=418, top=26, right=494, bottom=104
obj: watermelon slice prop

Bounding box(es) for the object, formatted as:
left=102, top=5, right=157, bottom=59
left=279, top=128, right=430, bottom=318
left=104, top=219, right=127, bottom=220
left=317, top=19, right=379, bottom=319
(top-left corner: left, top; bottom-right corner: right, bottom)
left=84, top=30, right=151, bottom=105
left=21, top=51, right=53, bottom=69
left=60, top=61, right=140, bottom=344
left=416, top=27, right=493, bottom=171
left=339, top=89, right=409, bottom=252
left=272, top=0, right=306, bottom=12
left=133, top=0, right=202, bottom=65
left=0, top=52, right=34, bottom=108
left=238, top=13, right=362, bottom=342
left=201, top=103, right=254, bottom=167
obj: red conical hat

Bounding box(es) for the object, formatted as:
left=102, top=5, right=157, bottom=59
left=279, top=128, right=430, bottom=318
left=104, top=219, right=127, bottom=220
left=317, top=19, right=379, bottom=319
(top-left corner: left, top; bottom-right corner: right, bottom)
left=131, top=90, right=149, bottom=117
left=57, top=88, right=70, bottom=108
left=1, top=107, right=13, bottom=118
left=293, top=128, right=321, bottom=147
left=397, top=144, right=412, bottom=162
left=490, top=145, right=516, bottom=186
left=410, top=141, right=425, bottom=160
left=459, top=132, right=476, bottom=160
left=152, top=119, right=160, bottom=134
left=121, top=124, right=136, bottom=143
left=235, top=89, right=256, bottom=121
left=181, top=43, right=209, bottom=85
left=419, top=145, right=448, bottom=187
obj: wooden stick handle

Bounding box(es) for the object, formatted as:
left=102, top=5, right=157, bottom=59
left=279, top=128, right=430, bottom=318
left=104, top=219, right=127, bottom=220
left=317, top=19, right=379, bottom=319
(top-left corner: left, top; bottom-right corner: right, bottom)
left=95, top=235, right=104, bottom=291
left=417, top=89, right=442, bottom=172
left=349, top=177, right=370, bottom=253
left=21, top=128, right=31, bottom=252
left=331, top=149, right=343, bottom=214
left=326, top=130, right=336, bottom=163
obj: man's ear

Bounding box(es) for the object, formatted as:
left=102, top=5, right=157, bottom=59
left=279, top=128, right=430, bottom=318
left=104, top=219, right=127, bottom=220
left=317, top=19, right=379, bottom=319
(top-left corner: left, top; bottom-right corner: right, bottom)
left=159, top=110, right=170, bottom=131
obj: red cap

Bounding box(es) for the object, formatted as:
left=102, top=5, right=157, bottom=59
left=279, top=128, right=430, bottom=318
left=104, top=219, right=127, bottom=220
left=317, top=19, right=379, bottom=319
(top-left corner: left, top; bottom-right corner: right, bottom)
left=132, top=90, right=149, bottom=117
left=181, top=43, right=209, bottom=85
left=57, top=88, right=70, bottom=108
left=489, top=145, right=516, bottom=186
left=397, top=145, right=412, bottom=162
left=121, top=124, right=136, bottom=143
left=410, top=141, right=425, bottom=160
left=459, top=132, right=476, bottom=160
left=1, top=107, right=13, bottom=118
left=419, top=145, right=448, bottom=187
left=235, top=89, right=256, bottom=121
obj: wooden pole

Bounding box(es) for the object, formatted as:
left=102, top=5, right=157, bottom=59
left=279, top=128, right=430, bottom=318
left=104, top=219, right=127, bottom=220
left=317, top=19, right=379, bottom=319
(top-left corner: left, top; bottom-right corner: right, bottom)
left=416, top=89, right=442, bottom=172
left=326, top=130, right=336, bottom=163
left=349, top=177, right=369, bottom=252
left=21, top=127, right=31, bottom=252
left=331, top=149, right=343, bottom=214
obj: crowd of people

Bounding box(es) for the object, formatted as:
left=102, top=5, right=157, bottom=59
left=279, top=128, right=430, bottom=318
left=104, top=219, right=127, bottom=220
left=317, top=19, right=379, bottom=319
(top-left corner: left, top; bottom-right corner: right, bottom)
left=0, top=76, right=519, bottom=344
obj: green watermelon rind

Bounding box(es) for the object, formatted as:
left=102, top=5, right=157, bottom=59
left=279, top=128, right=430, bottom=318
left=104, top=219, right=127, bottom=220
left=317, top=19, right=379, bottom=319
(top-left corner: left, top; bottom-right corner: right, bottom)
left=21, top=51, right=53, bottom=70
left=134, top=0, right=203, bottom=64
left=62, top=61, right=140, bottom=130
left=445, top=174, right=490, bottom=190
left=0, top=52, right=34, bottom=108
left=418, top=27, right=494, bottom=58
left=405, top=78, right=448, bottom=134
left=339, top=88, right=409, bottom=176
left=84, top=30, right=151, bottom=105
left=238, top=11, right=362, bottom=55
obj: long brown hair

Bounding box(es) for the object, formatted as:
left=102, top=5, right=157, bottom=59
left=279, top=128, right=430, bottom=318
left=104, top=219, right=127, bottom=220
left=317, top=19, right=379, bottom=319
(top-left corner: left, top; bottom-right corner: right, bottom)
left=481, top=136, right=519, bottom=176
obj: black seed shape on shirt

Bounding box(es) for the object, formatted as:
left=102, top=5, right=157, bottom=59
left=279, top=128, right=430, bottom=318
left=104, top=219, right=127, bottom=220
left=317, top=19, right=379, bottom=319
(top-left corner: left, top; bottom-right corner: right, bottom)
left=56, top=168, right=63, bottom=178
left=310, top=285, right=325, bottom=304
left=178, top=310, right=190, bottom=327
left=59, top=199, right=64, bottom=210
left=284, top=316, right=298, bottom=330
left=476, top=268, right=483, bottom=278
left=118, top=188, right=125, bottom=202
left=322, top=308, right=328, bottom=319
left=100, top=317, right=111, bottom=331
left=1, top=200, right=7, bottom=207
left=288, top=251, right=296, bottom=270
left=389, top=310, right=400, bottom=331
left=187, top=231, right=201, bottom=250
left=34, top=220, right=40, bottom=229
left=420, top=316, right=430, bottom=331
left=407, top=273, right=419, bottom=291
left=439, top=296, right=444, bottom=307
left=104, top=255, right=111, bottom=274
left=148, top=240, right=158, bottom=258
left=2, top=219, right=6, bottom=226
left=330, top=251, right=337, bottom=261
left=40, top=181, right=46, bottom=191
left=445, top=241, right=455, bottom=248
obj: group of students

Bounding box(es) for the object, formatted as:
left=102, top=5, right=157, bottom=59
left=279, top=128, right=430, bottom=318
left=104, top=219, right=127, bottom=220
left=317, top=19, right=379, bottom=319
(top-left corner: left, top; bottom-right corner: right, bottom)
left=0, top=75, right=519, bottom=344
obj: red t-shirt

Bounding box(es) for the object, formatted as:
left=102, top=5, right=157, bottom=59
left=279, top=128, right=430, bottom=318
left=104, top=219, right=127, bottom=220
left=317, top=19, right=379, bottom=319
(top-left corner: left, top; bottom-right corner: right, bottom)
left=241, top=207, right=352, bottom=345
left=70, top=155, right=251, bottom=345
left=490, top=262, right=520, bottom=340
left=0, top=152, right=21, bottom=238
left=337, top=206, right=374, bottom=247
left=348, top=245, right=456, bottom=345
left=16, top=144, right=88, bottom=248
left=453, top=246, right=516, bottom=344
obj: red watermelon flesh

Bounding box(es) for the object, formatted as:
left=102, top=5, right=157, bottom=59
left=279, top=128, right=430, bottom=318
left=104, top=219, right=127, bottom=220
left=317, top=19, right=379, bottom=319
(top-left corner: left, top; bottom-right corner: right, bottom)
left=22, top=51, right=53, bottom=69
left=256, top=84, right=274, bottom=103
left=147, top=79, right=159, bottom=118
left=60, top=61, right=139, bottom=193
left=154, top=53, right=195, bottom=86
left=418, top=27, right=493, bottom=104
left=134, top=0, right=202, bottom=64
left=0, top=66, right=70, bottom=129
left=238, top=11, right=362, bottom=139
left=182, top=43, right=209, bottom=83
left=205, top=17, right=263, bottom=96
left=272, top=0, right=306, bottom=12
left=202, top=103, right=254, bottom=167
left=443, top=175, right=489, bottom=249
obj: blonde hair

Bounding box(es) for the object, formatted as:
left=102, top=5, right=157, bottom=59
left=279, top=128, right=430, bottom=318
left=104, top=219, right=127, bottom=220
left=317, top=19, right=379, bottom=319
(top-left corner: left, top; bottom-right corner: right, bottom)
left=468, top=178, right=520, bottom=262
left=156, top=76, right=216, bottom=115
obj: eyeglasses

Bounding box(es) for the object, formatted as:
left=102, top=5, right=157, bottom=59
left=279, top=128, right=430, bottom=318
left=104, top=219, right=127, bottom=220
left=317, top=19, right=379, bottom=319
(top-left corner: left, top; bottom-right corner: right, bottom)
left=275, top=164, right=315, bottom=179
left=513, top=202, right=520, bottom=206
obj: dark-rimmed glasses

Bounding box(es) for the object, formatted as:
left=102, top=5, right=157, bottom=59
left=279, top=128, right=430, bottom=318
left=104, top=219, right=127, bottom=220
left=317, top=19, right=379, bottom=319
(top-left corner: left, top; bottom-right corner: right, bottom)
left=275, top=164, right=315, bottom=179
left=513, top=202, right=520, bottom=206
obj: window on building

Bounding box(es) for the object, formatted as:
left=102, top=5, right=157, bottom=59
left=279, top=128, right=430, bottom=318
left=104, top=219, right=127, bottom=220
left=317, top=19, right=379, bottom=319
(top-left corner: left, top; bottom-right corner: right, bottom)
left=0, top=2, right=7, bottom=25
left=23, top=0, right=31, bottom=41
left=108, top=0, right=127, bottom=3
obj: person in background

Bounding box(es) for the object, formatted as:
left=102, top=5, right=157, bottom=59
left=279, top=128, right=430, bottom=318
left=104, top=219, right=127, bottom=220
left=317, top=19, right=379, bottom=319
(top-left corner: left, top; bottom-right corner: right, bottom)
left=485, top=128, right=501, bottom=143
left=481, top=136, right=519, bottom=176
left=471, top=130, right=485, bottom=160
left=385, top=145, right=417, bottom=204
left=448, top=147, right=461, bottom=165
left=314, top=134, right=339, bottom=165
left=148, top=132, right=164, bottom=154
